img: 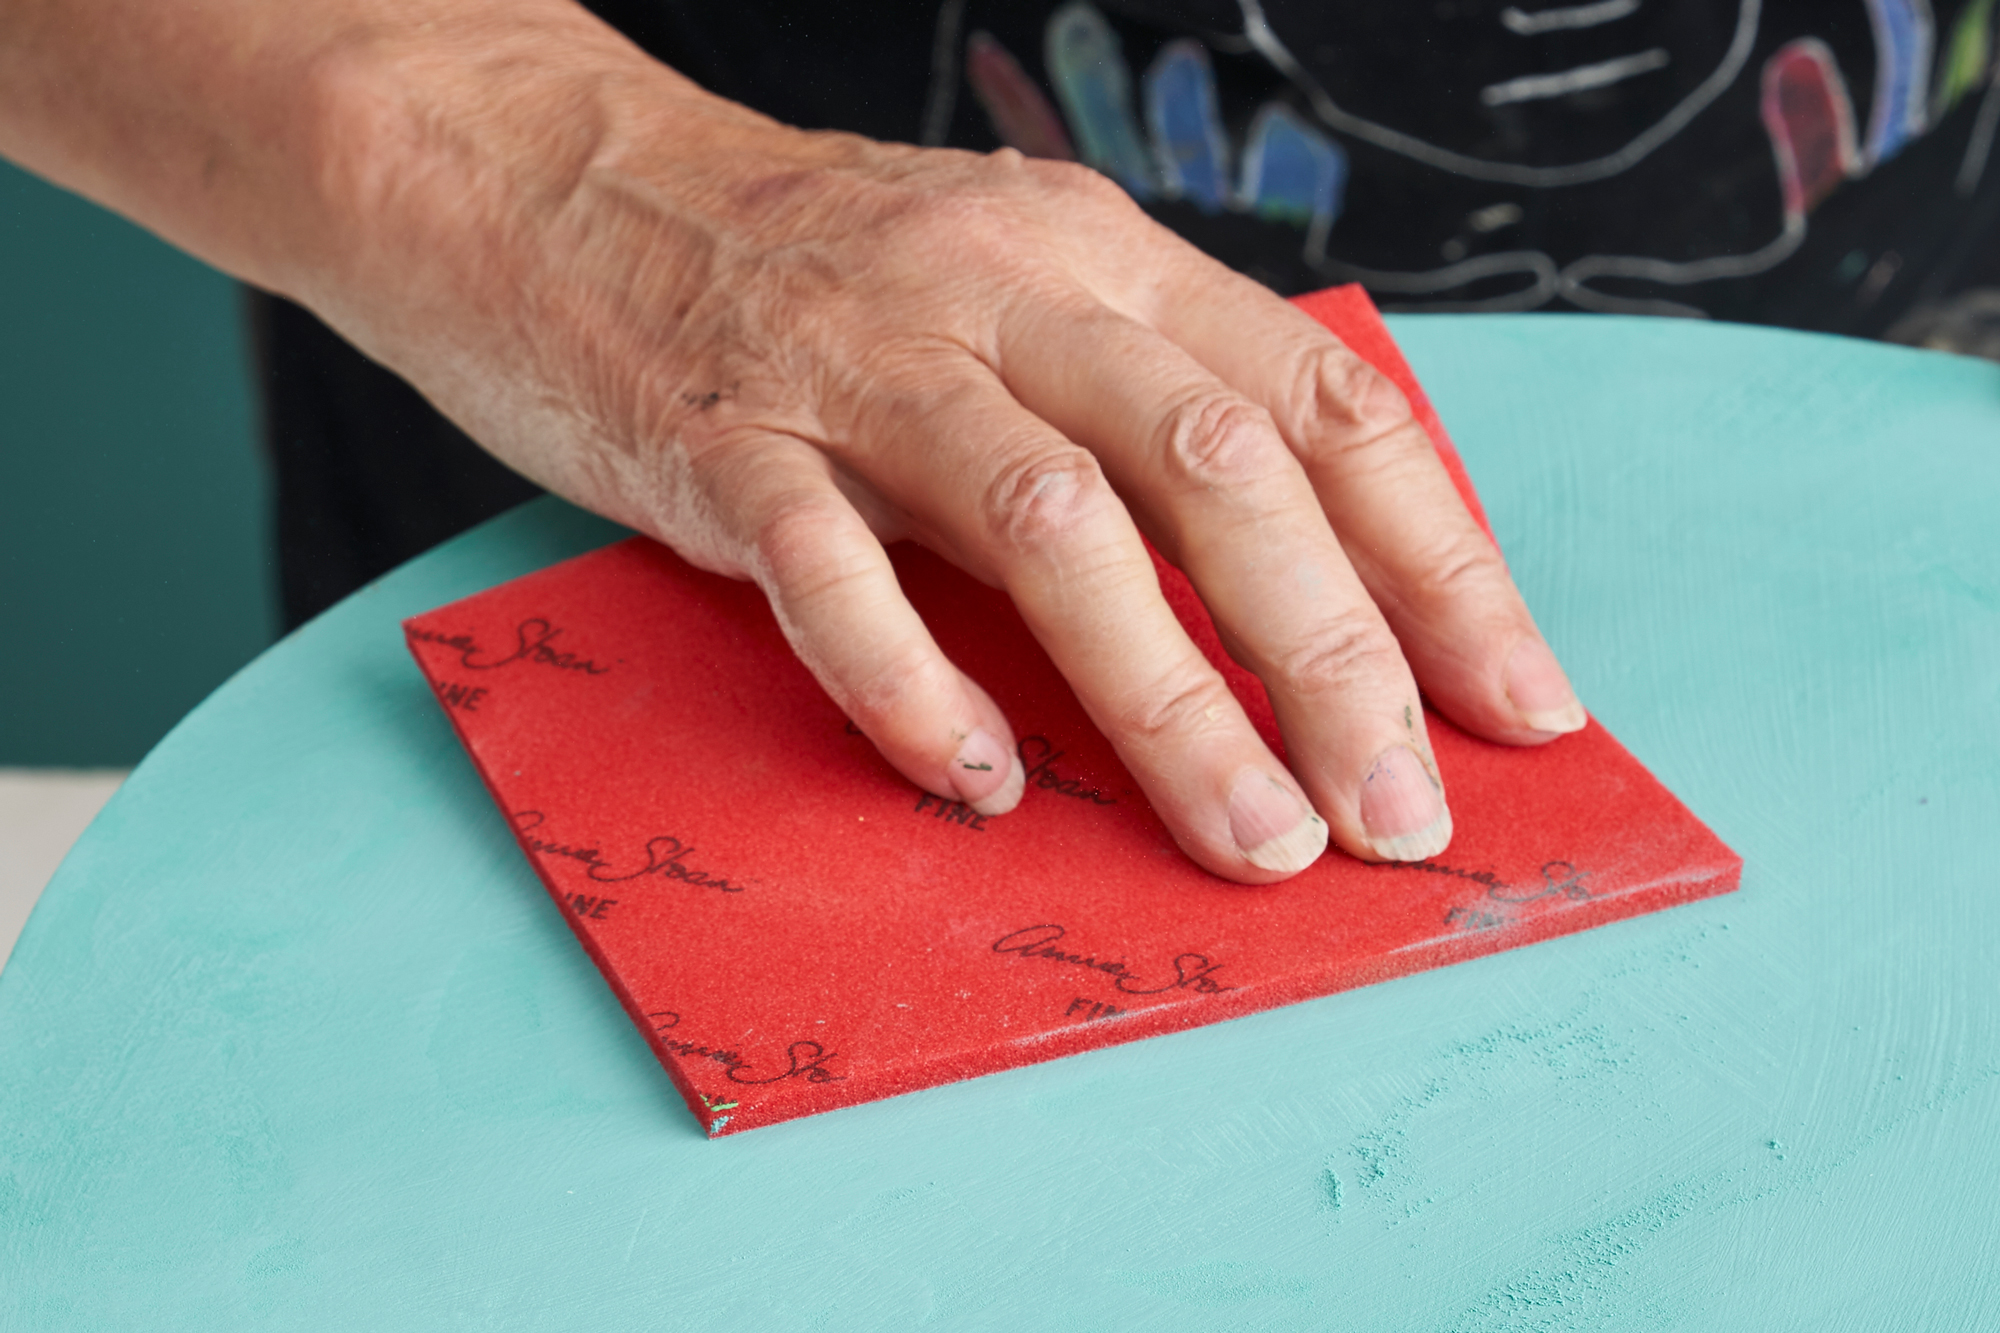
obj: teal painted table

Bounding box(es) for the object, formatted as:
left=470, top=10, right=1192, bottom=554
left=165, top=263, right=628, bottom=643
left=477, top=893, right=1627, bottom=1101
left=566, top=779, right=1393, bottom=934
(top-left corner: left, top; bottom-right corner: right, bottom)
left=5, top=318, right=1997, bottom=1330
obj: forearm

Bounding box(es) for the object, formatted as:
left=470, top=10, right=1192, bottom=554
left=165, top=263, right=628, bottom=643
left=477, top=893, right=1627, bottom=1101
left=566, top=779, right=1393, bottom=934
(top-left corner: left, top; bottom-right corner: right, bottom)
left=0, top=0, right=821, bottom=526
left=0, top=0, right=728, bottom=309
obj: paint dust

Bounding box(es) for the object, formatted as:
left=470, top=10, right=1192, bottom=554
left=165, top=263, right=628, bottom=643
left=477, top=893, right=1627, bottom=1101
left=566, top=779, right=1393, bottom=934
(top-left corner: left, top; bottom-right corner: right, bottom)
left=1320, top=1161, right=1345, bottom=1212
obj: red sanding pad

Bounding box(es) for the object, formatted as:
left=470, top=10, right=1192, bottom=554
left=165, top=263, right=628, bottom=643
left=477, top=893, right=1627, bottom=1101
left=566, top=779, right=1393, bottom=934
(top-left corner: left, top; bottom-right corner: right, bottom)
left=405, top=286, right=1739, bottom=1137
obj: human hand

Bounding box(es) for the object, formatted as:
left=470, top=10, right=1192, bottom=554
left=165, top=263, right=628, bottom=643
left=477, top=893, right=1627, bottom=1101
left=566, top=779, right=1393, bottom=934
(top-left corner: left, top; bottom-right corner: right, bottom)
left=277, top=6, right=1588, bottom=882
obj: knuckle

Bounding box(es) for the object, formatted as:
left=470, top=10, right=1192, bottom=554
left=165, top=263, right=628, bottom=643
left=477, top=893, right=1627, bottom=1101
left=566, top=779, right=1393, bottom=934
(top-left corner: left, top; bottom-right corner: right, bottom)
left=866, top=189, right=1009, bottom=268
left=1109, top=663, right=1240, bottom=749
left=1404, top=529, right=1511, bottom=608
left=1267, top=612, right=1404, bottom=699
left=753, top=491, right=852, bottom=574
left=1293, top=344, right=1419, bottom=463
left=979, top=446, right=1116, bottom=554
left=1032, top=158, right=1125, bottom=201
left=1156, top=392, right=1289, bottom=491
left=751, top=490, right=877, bottom=603
left=1025, top=159, right=1149, bottom=227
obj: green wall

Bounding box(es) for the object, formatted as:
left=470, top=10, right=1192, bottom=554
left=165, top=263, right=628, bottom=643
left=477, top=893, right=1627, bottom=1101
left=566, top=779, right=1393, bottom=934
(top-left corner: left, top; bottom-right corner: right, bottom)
left=1, top=161, right=276, bottom=766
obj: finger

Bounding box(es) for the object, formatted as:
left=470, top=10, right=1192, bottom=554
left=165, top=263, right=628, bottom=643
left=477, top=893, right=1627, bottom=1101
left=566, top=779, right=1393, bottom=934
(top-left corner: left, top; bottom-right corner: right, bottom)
left=1146, top=257, right=1588, bottom=746
left=839, top=364, right=1329, bottom=882
left=993, top=299, right=1451, bottom=863
left=693, top=431, right=1027, bottom=815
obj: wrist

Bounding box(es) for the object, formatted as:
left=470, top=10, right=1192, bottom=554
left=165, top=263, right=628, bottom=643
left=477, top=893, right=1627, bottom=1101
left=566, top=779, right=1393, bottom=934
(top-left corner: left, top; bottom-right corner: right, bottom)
left=281, top=5, right=680, bottom=297
left=280, top=3, right=828, bottom=376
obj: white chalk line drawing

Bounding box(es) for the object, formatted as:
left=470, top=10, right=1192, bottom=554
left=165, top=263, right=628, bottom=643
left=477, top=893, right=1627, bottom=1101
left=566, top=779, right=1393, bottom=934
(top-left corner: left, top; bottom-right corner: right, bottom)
left=1556, top=213, right=1807, bottom=315
left=1501, top=0, right=1644, bottom=37
left=1306, top=132, right=1807, bottom=316
left=1309, top=247, right=1562, bottom=314
left=920, top=0, right=970, bottom=146
left=1957, top=68, right=2000, bottom=193
left=970, top=0, right=1981, bottom=314
left=1233, top=0, right=1763, bottom=187
left=1247, top=0, right=1880, bottom=315
left=1481, top=48, right=1671, bottom=107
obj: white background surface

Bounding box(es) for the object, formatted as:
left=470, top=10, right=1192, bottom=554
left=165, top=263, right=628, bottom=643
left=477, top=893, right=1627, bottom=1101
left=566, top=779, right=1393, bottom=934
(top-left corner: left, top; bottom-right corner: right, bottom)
left=0, top=769, right=125, bottom=970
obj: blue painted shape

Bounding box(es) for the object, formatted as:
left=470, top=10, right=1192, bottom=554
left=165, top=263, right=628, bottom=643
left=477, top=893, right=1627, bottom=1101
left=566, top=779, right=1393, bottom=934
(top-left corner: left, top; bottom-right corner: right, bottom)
left=1864, top=0, right=1938, bottom=164
left=1044, top=1, right=1157, bottom=198
left=1238, top=103, right=1349, bottom=242
left=4, top=321, right=2000, bottom=1328
left=1143, top=39, right=1231, bottom=211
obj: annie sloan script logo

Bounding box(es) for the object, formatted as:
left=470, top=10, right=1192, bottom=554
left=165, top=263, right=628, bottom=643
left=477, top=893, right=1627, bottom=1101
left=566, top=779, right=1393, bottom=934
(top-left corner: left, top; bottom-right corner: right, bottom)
left=408, top=618, right=613, bottom=675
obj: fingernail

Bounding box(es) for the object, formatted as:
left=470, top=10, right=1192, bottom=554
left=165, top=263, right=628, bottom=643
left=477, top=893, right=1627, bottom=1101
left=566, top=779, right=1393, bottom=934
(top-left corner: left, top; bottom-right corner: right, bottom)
left=1360, top=745, right=1452, bottom=861
left=953, top=729, right=1025, bottom=816
left=1228, top=770, right=1329, bottom=874
left=1505, top=638, right=1587, bottom=734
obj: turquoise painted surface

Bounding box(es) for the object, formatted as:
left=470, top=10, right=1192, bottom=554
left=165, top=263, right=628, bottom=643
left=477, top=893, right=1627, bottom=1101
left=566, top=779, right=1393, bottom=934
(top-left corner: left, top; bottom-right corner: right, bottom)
left=0, top=160, right=274, bottom=766
left=3, top=318, right=1997, bottom=1329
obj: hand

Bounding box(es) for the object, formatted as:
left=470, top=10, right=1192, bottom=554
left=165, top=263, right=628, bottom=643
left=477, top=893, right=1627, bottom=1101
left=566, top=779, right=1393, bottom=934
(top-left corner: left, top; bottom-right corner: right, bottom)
left=0, top=0, right=1585, bottom=882
left=294, top=6, right=1585, bottom=882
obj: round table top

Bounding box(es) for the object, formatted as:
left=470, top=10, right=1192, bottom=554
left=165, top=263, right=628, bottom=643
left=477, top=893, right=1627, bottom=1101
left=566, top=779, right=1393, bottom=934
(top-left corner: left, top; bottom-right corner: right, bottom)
left=5, top=315, right=1997, bottom=1330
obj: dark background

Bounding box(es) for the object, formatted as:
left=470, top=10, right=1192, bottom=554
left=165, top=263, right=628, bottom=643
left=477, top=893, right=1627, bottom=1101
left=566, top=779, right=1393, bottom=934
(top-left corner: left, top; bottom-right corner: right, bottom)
left=0, top=160, right=275, bottom=767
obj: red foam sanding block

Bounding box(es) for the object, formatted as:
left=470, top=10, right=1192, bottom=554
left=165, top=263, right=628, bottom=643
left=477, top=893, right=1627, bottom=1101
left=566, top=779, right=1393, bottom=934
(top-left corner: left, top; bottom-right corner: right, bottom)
left=405, top=286, right=1739, bottom=1137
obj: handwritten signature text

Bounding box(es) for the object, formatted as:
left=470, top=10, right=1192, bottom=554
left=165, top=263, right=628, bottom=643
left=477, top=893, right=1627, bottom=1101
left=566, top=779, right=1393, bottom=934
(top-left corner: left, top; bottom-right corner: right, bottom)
left=648, top=1012, right=846, bottom=1084
left=991, top=923, right=1237, bottom=995
left=409, top=618, right=612, bottom=676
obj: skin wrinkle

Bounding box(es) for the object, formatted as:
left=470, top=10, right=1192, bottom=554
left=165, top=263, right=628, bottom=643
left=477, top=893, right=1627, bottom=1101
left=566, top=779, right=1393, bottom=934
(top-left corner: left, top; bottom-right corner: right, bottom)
left=710, top=208, right=998, bottom=430
left=750, top=503, right=993, bottom=799
left=1398, top=531, right=1512, bottom=617
left=991, top=291, right=1105, bottom=398
left=1240, top=334, right=1416, bottom=457
left=293, top=52, right=631, bottom=409
left=765, top=569, right=920, bottom=720
left=1333, top=556, right=1484, bottom=664
left=813, top=331, right=974, bottom=444
left=1303, top=424, right=1440, bottom=507
left=1335, top=510, right=1519, bottom=697
left=756, top=496, right=878, bottom=607
left=819, top=360, right=1069, bottom=587
left=815, top=391, right=994, bottom=574
left=1104, top=658, right=1247, bottom=753
left=842, top=643, right=966, bottom=733
left=323, top=44, right=813, bottom=490
left=534, top=222, right=746, bottom=460
left=1262, top=608, right=1406, bottom=702
left=1009, top=524, right=1146, bottom=612
left=1155, top=389, right=1293, bottom=497
left=990, top=531, right=1160, bottom=667
left=973, top=445, right=1105, bottom=562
